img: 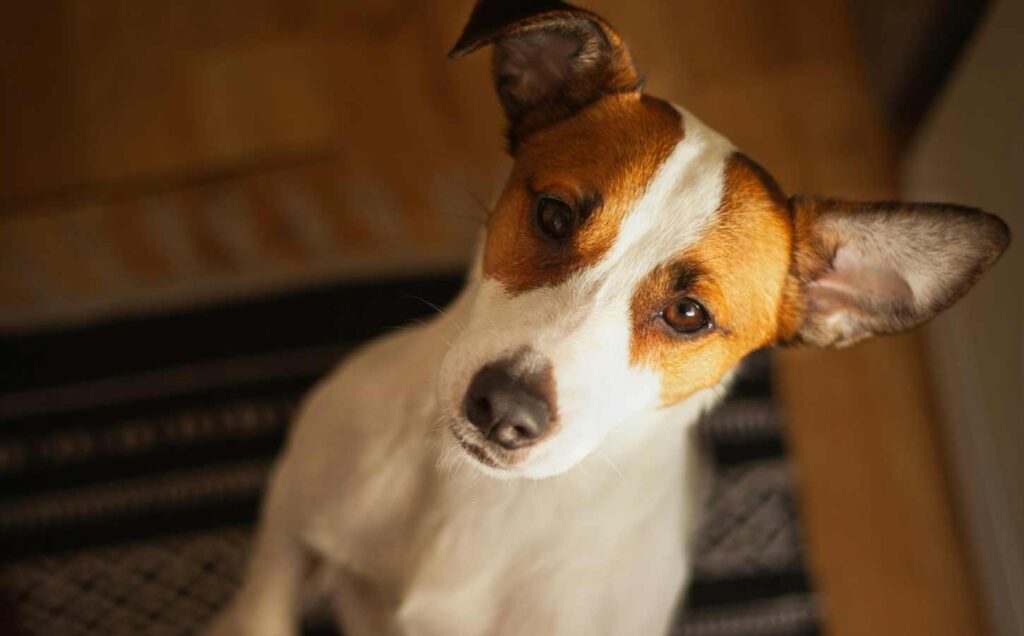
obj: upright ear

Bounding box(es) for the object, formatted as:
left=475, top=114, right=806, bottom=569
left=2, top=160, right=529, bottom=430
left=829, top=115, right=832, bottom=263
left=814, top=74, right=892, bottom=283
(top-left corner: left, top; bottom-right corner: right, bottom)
left=781, top=196, right=1010, bottom=348
left=450, top=0, right=642, bottom=153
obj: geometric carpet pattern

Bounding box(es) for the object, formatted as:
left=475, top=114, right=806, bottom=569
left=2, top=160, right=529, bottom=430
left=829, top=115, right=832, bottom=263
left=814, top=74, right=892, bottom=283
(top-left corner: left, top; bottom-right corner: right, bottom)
left=0, top=275, right=819, bottom=636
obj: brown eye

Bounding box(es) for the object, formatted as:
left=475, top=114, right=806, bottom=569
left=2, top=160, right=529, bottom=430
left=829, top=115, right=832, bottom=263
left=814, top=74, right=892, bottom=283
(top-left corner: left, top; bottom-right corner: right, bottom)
left=534, top=196, right=574, bottom=241
left=662, top=298, right=711, bottom=334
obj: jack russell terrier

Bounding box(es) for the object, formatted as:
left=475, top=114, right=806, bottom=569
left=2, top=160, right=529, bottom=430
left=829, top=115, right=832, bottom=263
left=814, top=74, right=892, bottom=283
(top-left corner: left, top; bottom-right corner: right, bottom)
left=208, top=1, right=1010, bottom=634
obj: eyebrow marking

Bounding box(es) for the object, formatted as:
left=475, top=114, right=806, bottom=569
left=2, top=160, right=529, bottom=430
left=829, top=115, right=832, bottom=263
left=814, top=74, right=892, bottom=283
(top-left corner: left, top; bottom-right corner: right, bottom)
left=672, top=261, right=705, bottom=292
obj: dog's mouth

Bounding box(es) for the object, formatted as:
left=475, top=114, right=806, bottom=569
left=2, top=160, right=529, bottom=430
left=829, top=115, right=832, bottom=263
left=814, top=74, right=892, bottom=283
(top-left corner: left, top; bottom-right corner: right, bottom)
left=449, top=425, right=506, bottom=470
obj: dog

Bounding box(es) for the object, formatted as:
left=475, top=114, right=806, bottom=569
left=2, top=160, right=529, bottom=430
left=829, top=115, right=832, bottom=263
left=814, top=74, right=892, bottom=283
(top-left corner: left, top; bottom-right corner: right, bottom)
left=207, top=1, right=1010, bottom=634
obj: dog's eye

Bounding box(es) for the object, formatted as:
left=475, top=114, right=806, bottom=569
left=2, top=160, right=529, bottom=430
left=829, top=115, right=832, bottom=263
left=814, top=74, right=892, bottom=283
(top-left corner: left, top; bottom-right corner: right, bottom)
left=662, top=298, right=711, bottom=334
left=534, top=196, right=574, bottom=241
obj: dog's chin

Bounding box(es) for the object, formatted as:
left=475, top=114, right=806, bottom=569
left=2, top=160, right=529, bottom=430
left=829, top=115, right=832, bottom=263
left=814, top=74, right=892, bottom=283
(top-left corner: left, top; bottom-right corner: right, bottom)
left=447, top=424, right=523, bottom=480
left=446, top=421, right=587, bottom=481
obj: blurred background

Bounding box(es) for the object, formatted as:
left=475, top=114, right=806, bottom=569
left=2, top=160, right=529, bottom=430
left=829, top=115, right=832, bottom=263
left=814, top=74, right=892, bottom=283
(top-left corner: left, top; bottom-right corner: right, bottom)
left=0, top=1, right=1020, bottom=635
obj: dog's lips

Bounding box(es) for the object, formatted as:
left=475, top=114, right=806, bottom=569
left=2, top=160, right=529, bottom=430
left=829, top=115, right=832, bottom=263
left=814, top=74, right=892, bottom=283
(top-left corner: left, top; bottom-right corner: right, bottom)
left=449, top=425, right=505, bottom=469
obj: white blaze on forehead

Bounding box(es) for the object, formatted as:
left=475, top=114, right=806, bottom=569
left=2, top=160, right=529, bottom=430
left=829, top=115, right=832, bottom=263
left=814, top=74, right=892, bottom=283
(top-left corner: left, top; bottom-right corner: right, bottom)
left=595, top=106, right=735, bottom=292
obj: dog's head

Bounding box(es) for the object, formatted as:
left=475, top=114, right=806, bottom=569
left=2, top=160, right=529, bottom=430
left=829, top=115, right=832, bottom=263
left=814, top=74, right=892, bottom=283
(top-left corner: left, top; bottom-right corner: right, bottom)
left=438, top=0, right=1010, bottom=479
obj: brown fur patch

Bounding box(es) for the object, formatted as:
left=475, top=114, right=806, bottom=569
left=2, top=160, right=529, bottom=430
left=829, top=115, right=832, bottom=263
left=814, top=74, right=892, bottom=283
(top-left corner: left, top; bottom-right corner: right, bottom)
left=775, top=196, right=830, bottom=343
left=629, top=153, right=794, bottom=406
left=483, top=93, right=682, bottom=294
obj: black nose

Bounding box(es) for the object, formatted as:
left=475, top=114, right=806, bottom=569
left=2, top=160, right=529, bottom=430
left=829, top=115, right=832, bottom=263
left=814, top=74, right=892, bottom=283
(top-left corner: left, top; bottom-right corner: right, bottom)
left=463, top=362, right=552, bottom=450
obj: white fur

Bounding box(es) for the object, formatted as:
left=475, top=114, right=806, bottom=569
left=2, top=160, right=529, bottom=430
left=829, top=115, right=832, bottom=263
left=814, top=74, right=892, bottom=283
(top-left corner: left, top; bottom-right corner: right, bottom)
left=437, top=108, right=735, bottom=479
left=206, top=109, right=740, bottom=636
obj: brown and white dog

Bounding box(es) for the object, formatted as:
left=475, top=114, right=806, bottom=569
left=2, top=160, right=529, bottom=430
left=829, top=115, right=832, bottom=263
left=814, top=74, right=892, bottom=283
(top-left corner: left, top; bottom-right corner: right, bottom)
left=208, top=1, right=1010, bottom=634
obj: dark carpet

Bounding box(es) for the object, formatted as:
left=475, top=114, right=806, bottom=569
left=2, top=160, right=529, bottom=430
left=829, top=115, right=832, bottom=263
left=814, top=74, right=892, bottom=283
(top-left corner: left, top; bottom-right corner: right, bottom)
left=0, top=273, right=819, bottom=636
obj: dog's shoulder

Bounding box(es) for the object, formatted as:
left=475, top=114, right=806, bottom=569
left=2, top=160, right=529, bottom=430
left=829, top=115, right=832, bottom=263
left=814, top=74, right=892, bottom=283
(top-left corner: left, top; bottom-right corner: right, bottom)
left=275, top=325, right=445, bottom=548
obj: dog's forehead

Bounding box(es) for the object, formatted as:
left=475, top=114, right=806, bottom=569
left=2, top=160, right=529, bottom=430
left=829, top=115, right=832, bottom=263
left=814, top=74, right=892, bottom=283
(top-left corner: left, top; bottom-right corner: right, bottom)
left=603, top=104, right=736, bottom=279
left=482, top=93, right=737, bottom=294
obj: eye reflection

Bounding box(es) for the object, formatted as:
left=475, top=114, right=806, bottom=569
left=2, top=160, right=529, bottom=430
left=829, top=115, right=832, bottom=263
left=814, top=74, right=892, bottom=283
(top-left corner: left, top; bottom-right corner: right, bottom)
left=534, top=196, right=574, bottom=241
left=662, top=298, right=710, bottom=334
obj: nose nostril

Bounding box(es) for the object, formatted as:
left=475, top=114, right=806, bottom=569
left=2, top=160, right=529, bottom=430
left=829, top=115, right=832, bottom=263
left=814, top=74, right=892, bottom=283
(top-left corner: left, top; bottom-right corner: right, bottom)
left=465, top=393, right=494, bottom=431
left=491, top=420, right=541, bottom=450
left=471, top=396, right=492, bottom=422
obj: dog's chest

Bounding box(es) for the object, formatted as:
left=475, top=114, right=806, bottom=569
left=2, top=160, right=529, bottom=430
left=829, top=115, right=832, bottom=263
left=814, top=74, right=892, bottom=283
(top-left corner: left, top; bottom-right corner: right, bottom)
left=304, top=437, right=695, bottom=635
left=291, top=325, right=708, bottom=634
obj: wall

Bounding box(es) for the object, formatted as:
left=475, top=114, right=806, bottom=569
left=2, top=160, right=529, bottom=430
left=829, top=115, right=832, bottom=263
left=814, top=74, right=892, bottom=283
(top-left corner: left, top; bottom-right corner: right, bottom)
left=905, top=1, right=1024, bottom=632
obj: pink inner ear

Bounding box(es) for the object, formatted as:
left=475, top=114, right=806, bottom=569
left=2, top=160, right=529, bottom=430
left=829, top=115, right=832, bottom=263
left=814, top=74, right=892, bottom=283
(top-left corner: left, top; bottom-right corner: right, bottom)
left=807, top=246, right=914, bottom=314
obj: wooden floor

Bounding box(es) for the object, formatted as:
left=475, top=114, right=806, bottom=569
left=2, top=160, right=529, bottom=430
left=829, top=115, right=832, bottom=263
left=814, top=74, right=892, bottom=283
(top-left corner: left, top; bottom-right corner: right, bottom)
left=0, top=2, right=987, bottom=635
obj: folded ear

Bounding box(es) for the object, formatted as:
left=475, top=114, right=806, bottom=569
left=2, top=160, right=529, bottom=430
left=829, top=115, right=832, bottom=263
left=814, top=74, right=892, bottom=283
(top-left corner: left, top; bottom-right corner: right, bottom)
left=781, top=196, right=1010, bottom=348
left=450, top=0, right=641, bottom=153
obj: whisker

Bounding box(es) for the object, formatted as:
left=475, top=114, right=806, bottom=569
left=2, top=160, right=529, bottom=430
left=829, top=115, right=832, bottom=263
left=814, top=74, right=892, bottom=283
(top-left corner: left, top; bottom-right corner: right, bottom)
left=459, top=466, right=484, bottom=493
left=405, top=294, right=450, bottom=317
left=404, top=294, right=467, bottom=335
left=464, top=188, right=495, bottom=220
left=436, top=212, right=486, bottom=227
left=597, top=449, right=626, bottom=482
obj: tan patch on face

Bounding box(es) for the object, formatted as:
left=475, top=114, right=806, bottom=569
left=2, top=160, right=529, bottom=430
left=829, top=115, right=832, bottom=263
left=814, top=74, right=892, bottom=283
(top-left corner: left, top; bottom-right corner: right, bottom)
left=630, top=153, right=794, bottom=406
left=483, top=93, right=683, bottom=294
left=775, top=196, right=833, bottom=343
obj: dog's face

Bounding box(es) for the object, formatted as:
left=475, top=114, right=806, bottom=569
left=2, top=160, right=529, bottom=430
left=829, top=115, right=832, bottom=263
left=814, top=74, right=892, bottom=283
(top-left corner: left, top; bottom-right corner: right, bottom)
left=439, top=95, right=791, bottom=478
left=438, top=0, right=1009, bottom=479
